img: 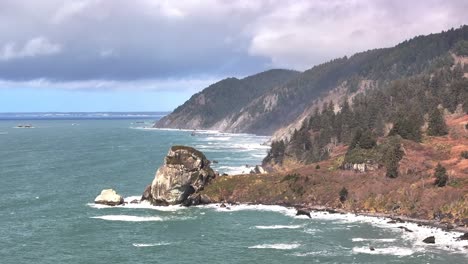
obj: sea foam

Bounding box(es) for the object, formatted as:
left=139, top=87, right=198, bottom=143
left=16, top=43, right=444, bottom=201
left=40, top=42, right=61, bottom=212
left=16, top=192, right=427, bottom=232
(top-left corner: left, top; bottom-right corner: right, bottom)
left=249, top=243, right=301, bottom=250
left=91, top=215, right=163, bottom=222
left=352, top=246, right=414, bottom=256
left=254, top=225, right=303, bottom=230
left=133, top=242, right=171, bottom=247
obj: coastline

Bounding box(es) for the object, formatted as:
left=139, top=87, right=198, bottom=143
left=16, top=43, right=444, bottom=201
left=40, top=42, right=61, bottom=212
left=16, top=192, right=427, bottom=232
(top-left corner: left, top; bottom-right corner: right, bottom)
left=89, top=198, right=468, bottom=252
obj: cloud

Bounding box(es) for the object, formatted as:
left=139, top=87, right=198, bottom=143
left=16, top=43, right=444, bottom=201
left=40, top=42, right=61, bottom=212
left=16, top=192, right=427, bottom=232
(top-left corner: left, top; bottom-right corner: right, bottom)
left=0, top=37, right=62, bottom=61
left=0, top=76, right=219, bottom=92
left=0, top=0, right=467, bottom=90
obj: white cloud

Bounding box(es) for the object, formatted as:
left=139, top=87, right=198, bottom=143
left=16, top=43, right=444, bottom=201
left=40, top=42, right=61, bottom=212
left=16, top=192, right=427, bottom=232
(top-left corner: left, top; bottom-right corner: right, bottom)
left=0, top=76, right=220, bottom=92
left=0, top=37, right=62, bottom=61
left=52, top=0, right=96, bottom=24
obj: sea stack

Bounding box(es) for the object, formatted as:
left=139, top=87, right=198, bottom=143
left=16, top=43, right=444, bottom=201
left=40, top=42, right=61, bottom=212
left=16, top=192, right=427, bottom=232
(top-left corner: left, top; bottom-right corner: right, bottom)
left=141, top=146, right=216, bottom=206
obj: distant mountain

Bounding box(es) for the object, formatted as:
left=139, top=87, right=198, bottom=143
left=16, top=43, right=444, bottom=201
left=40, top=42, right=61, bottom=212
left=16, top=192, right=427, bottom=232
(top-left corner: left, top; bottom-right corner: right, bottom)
left=154, top=69, right=300, bottom=131
left=156, top=26, right=468, bottom=136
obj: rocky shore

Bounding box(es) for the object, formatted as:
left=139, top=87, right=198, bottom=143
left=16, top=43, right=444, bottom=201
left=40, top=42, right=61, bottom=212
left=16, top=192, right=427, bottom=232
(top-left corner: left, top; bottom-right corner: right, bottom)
left=95, top=145, right=467, bottom=247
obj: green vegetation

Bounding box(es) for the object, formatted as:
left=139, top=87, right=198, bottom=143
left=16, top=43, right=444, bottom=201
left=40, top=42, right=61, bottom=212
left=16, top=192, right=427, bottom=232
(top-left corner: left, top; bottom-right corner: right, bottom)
left=315, top=164, right=320, bottom=169
left=427, top=108, right=448, bottom=136
left=434, top=163, right=449, bottom=187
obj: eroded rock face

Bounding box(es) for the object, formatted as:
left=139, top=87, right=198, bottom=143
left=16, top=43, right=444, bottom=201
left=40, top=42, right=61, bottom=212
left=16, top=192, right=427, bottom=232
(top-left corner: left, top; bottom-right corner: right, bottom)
left=94, top=189, right=124, bottom=206
left=142, top=146, right=216, bottom=206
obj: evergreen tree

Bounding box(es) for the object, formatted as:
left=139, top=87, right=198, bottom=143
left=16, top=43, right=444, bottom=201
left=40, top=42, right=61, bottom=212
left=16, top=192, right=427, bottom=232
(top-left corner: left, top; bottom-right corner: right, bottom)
left=427, top=108, right=448, bottom=136
left=434, top=163, right=448, bottom=187
left=389, top=112, right=422, bottom=142
left=382, top=136, right=404, bottom=178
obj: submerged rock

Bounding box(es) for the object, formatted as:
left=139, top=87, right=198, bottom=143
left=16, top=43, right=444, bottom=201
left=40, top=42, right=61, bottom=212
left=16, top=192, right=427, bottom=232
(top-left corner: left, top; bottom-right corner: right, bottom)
left=94, top=189, right=124, bottom=206
left=141, top=146, right=216, bottom=206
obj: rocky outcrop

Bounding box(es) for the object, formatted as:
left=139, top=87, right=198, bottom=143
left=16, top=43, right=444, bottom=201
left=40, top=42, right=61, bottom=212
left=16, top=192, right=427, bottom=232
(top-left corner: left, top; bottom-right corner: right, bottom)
left=141, top=146, right=216, bottom=206
left=94, top=189, right=124, bottom=206
left=250, top=165, right=267, bottom=174
left=342, top=162, right=379, bottom=173
left=422, top=236, right=436, bottom=244
left=296, top=209, right=311, bottom=218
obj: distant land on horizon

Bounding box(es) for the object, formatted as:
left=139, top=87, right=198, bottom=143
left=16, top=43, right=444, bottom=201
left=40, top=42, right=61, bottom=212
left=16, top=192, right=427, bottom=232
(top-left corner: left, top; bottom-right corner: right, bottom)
left=0, top=112, right=169, bottom=120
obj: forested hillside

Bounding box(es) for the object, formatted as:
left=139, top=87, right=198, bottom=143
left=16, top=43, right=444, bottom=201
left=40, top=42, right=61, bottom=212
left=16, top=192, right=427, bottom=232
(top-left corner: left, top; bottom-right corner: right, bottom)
left=154, top=69, right=299, bottom=130
left=156, top=26, right=468, bottom=136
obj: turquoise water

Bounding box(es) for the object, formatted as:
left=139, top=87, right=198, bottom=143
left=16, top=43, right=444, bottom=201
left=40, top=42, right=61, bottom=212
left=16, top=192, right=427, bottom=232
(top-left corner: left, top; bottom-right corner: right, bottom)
left=0, top=119, right=466, bottom=263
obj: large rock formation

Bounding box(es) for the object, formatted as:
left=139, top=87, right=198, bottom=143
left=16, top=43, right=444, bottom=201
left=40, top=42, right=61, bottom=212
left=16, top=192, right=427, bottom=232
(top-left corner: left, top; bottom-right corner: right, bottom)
left=94, top=189, right=124, bottom=206
left=141, top=146, right=216, bottom=206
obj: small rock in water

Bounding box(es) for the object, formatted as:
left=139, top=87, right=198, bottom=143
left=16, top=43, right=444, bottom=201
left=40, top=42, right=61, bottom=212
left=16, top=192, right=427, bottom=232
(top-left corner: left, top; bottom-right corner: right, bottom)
left=130, top=199, right=139, bottom=204
left=220, top=203, right=226, bottom=208
left=369, top=246, right=375, bottom=251
left=422, top=236, right=435, bottom=244
left=296, top=209, right=311, bottom=218
left=94, top=189, right=124, bottom=206
left=397, top=226, right=413, bottom=232
left=457, top=233, right=468, bottom=241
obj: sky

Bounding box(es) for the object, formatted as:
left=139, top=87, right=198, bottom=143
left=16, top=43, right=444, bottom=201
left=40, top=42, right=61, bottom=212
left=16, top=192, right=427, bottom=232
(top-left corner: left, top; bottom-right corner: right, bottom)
left=0, top=0, right=468, bottom=112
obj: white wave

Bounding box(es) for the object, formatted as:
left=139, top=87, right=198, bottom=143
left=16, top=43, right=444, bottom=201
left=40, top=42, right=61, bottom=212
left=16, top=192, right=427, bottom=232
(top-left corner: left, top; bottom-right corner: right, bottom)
left=352, top=246, right=414, bottom=256
left=249, top=243, right=301, bottom=250
left=296, top=211, right=468, bottom=252
left=133, top=242, right=171, bottom=247
left=87, top=197, right=186, bottom=212
left=202, top=136, right=232, bottom=141
left=91, top=215, right=164, bottom=222
left=204, top=204, right=297, bottom=217
left=352, top=238, right=396, bottom=242
left=204, top=204, right=468, bottom=252
left=255, top=225, right=303, bottom=230
left=214, top=165, right=249, bottom=174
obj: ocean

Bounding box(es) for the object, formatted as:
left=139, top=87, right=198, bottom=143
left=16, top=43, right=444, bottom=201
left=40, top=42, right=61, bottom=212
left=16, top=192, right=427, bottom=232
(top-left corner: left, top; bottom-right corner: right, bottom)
left=0, top=115, right=466, bottom=263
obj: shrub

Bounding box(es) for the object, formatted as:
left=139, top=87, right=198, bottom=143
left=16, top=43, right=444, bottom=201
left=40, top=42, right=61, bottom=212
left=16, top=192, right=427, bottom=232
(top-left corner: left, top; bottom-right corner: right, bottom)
left=434, top=163, right=448, bottom=187
left=339, top=187, right=348, bottom=203
left=315, top=164, right=320, bottom=169
left=461, top=151, right=468, bottom=159
left=281, top=173, right=300, bottom=183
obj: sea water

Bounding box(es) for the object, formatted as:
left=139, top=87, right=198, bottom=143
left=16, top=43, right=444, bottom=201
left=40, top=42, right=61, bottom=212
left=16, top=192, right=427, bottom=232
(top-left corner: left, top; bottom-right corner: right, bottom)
left=0, top=117, right=467, bottom=263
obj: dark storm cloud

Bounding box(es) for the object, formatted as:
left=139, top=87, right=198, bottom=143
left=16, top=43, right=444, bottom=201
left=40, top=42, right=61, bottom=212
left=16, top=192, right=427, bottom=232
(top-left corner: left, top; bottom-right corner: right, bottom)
left=0, top=0, right=467, bottom=90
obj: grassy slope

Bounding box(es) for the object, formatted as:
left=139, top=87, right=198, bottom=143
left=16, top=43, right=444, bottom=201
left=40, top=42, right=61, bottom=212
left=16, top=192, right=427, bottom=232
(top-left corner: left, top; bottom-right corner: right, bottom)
left=201, top=114, right=468, bottom=226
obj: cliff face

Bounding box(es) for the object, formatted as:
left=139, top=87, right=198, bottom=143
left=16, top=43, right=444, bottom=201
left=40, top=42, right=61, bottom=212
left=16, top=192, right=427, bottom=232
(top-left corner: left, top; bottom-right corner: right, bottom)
left=154, top=69, right=300, bottom=133
left=155, top=26, right=468, bottom=136
left=141, top=146, right=216, bottom=206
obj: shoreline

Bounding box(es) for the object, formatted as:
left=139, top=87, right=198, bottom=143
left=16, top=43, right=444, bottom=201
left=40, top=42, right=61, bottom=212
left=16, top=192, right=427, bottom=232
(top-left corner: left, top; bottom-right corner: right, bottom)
left=217, top=201, right=468, bottom=234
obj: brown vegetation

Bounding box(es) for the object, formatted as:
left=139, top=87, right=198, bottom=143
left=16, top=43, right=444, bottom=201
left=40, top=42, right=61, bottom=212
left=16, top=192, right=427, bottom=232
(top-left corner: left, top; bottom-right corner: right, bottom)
left=201, top=114, right=468, bottom=226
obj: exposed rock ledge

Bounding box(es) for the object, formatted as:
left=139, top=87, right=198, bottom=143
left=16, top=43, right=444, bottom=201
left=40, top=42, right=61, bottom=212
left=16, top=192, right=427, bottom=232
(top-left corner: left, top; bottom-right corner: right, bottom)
left=141, top=146, right=216, bottom=206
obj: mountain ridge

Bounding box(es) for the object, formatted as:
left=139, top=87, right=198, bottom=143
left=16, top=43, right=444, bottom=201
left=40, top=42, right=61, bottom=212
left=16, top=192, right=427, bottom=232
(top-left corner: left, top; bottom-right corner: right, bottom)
left=155, top=25, right=468, bottom=137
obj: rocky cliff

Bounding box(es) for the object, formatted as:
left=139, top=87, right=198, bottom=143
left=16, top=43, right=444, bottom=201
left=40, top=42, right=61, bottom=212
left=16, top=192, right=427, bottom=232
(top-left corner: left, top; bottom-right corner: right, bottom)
left=141, top=146, right=216, bottom=206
